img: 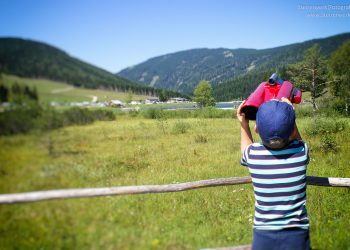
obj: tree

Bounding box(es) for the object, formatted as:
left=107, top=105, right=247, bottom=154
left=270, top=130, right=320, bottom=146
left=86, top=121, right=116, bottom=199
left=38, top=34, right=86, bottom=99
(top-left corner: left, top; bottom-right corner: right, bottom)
left=11, top=82, right=21, bottom=95
left=24, top=86, right=32, bottom=99
left=288, top=44, right=327, bottom=116
left=11, top=82, right=23, bottom=104
left=31, top=87, right=39, bottom=101
left=329, top=40, right=350, bottom=116
left=0, top=85, right=8, bottom=102
left=126, top=89, right=133, bottom=104
left=0, top=74, right=8, bottom=103
left=158, top=89, right=168, bottom=102
left=193, top=80, right=215, bottom=107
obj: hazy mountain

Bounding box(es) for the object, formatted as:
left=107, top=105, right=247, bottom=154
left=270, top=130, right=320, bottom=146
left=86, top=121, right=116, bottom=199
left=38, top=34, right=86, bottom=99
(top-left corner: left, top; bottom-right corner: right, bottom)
left=117, top=33, right=350, bottom=96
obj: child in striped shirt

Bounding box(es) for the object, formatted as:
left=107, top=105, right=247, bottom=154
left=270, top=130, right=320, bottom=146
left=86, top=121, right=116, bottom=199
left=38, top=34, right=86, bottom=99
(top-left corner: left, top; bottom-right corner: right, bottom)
left=237, top=98, right=310, bottom=250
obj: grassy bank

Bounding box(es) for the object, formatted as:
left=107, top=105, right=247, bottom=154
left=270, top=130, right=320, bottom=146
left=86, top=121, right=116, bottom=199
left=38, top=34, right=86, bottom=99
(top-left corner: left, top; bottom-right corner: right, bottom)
left=1, top=74, right=149, bottom=103
left=0, top=117, right=349, bottom=249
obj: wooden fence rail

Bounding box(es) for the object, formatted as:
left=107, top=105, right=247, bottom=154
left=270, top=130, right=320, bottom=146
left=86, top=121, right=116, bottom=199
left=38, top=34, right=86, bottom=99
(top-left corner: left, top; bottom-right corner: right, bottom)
left=0, top=176, right=349, bottom=205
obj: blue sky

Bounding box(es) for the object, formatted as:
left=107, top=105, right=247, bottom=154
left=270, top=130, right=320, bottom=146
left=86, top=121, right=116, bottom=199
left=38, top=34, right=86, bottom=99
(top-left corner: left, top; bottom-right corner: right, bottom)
left=1, top=0, right=349, bottom=72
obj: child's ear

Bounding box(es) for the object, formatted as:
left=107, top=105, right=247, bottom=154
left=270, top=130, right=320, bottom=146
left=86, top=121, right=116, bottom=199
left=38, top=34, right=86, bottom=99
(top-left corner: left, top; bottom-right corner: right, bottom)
left=291, top=126, right=297, bottom=137
left=289, top=125, right=298, bottom=140
left=254, top=125, right=259, bottom=134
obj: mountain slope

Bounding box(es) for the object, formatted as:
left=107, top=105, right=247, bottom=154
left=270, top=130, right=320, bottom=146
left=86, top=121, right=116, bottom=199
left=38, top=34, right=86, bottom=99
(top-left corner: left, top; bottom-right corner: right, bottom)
left=0, top=38, right=156, bottom=95
left=117, top=33, right=350, bottom=95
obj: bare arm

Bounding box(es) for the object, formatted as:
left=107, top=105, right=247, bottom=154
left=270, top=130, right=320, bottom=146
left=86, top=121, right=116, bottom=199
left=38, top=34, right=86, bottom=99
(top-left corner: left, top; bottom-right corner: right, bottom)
left=240, top=123, right=254, bottom=155
left=236, top=101, right=253, bottom=155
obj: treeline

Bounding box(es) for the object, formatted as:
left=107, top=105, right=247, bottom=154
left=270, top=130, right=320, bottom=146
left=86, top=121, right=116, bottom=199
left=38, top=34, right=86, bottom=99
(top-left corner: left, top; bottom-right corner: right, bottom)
left=0, top=82, right=38, bottom=103
left=0, top=38, right=183, bottom=98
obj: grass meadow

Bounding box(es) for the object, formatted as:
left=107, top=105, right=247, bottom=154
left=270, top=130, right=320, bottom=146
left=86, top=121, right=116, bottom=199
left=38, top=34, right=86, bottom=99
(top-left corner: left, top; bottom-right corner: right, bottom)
left=1, top=74, right=149, bottom=103
left=0, top=113, right=350, bottom=249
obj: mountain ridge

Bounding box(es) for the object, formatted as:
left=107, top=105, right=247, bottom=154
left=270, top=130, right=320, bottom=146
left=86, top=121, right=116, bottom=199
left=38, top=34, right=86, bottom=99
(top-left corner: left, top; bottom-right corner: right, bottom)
left=117, top=32, right=350, bottom=95
left=0, top=37, right=164, bottom=96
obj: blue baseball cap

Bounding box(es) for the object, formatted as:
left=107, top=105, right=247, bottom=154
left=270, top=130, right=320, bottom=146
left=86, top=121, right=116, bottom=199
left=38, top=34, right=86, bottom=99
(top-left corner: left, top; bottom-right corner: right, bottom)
left=256, top=100, right=295, bottom=147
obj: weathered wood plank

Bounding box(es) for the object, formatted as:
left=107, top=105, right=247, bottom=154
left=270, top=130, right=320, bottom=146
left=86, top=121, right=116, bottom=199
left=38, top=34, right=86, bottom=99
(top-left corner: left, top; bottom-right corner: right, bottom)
left=200, top=245, right=251, bottom=250
left=0, top=176, right=349, bottom=204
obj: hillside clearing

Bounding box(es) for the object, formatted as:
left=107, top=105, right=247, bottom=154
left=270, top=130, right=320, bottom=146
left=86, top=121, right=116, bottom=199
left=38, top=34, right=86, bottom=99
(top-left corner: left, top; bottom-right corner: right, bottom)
left=1, top=74, right=150, bottom=104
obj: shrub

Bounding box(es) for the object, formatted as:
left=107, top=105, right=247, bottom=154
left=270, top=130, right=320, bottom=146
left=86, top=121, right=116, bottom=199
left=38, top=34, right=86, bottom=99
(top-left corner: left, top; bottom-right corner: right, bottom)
left=141, top=108, right=165, bottom=119
left=295, top=105, right=313, bottom=118
left=127, top=110, right=140, bottom=118
left=320, top=134, right=338, bottom=152
left=194, top=134, right=208, bottom=143
left=0, top=104, right=42, bottom=135
left=89, top=109, right=115, bottom=121
left=330, top=98, right=348, bottom=116
left=62, top=107, right=115, bottom=126
left=305, top=118, right=345, bottom=153
left=172, top=121, right=191, bottom=134
left=62, top=107, right=95, bottom=126
left=305, top=118, right=347, bottom=136
left=37, top=107, right=63, bottom=131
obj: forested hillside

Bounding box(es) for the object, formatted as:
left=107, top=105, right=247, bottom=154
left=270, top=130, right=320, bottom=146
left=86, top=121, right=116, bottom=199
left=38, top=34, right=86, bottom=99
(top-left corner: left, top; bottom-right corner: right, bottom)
left=118, top=33, right=350, bottom=98
left=0, top=38, right=178, bottom=97
left=213, top=70, right=276, bottom=101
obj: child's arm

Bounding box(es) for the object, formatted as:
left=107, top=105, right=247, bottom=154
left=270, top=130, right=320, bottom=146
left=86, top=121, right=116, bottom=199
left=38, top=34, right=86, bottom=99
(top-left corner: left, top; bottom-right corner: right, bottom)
left=237, top=101, right=253, bottom=155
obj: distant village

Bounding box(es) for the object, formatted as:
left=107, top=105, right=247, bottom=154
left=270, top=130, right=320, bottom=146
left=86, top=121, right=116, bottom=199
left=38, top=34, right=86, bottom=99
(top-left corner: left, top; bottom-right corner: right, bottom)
left=58, top=96, right=191, bottom=108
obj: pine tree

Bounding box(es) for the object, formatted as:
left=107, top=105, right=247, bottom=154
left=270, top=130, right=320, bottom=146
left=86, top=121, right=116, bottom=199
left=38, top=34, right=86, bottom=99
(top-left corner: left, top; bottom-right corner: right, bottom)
left=288, top=44, right=327, bottom=116
left=31, top=87, right=39, bottom=101
left=0, top=85, right=9, bottom=102
left=11, top=82, right=23, bottom=103
left=159, top=90, right=168, bottom=102
left=24, top=85, right=31, bottom=99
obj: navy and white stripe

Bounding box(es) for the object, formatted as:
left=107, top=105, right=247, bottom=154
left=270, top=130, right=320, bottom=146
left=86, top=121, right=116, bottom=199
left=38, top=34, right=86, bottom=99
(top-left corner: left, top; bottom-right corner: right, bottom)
left=241, top=140, right=309, bottom=230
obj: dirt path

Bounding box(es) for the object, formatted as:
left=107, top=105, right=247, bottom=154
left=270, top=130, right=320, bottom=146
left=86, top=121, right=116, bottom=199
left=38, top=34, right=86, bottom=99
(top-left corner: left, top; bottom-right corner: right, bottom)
left=51, top=86, right=74, bottom=94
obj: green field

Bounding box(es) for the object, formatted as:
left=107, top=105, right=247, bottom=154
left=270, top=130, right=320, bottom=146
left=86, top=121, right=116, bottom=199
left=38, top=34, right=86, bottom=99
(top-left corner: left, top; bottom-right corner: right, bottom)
left=1, top=74, right=150, bottom=103
left=0, top=115, right=349, bottom=249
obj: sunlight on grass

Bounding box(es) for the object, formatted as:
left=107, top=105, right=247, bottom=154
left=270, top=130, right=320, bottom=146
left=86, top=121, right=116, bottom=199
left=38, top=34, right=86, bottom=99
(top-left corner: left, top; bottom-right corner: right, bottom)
left=0, top=117, right=349, bottom=249
left=2, top=74, right=149, bottom=104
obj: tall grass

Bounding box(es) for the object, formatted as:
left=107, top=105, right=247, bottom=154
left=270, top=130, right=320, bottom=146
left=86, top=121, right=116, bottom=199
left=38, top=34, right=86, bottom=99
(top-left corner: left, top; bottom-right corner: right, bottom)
left=138, top=107, right=235, bottom=119
left=0, top=117, right=349, bottom=249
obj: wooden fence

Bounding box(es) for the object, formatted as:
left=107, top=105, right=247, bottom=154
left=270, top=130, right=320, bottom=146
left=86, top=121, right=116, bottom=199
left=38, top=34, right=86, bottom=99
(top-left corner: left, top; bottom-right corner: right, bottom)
left=0, top=176, right=349, bottom=204
left=1, top=175, right=349, bottom=250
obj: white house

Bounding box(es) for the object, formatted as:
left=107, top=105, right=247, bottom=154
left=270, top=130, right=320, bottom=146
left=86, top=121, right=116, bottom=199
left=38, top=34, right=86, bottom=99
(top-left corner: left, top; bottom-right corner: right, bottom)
left=130, top=101, right=142, bottom=105
left=145, top=97, right=159, bottom=104
left=167, top=97, right=189, bottom=103
left=110, top=100, right=125, bottom=107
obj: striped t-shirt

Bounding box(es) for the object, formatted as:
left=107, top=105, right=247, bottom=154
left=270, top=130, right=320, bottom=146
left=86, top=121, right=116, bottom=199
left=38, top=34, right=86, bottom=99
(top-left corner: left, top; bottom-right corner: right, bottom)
left=241, top=139, right=309, bottom=230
